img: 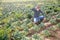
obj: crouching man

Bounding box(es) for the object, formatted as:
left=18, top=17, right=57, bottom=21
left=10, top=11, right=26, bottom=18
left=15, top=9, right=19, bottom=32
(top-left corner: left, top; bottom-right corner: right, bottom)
left=32, top=5, right=44, bottom=25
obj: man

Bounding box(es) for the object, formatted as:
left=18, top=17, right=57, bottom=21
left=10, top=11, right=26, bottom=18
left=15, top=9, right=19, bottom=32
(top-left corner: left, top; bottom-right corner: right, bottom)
left=32, top=5, right=44, bottom=25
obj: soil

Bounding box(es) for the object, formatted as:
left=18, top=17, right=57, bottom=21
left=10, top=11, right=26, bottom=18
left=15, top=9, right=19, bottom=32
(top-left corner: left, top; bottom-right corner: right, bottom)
left=26, top=22, right=53, bottom=37
left=44, top=29, right=60, bottom=40
left=55, top=30, right=60, bottom=39
left=43, top=18, right=49, bottom=23
left=56, top=18, right=60, bottom=22
left=44, top=37, right=58, bottom=40
left=26, top=29, right=36, bottom=37
left=26, top=17, right=60, bottom=40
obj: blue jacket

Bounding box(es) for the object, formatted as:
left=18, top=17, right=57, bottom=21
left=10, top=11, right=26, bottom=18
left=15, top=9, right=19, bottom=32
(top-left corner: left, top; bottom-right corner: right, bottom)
left=32, top=8, right=44, bottom=18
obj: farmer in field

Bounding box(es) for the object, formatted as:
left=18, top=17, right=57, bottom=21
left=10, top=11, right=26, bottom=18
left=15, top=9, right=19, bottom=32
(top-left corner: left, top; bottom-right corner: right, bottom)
left=32, top=5, right=44, bottom=25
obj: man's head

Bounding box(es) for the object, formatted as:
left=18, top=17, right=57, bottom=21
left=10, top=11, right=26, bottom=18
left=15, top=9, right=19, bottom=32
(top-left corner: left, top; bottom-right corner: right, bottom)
left=35, top=5, right=40, bottom=9
left=35, top=5, right=40, bottom=11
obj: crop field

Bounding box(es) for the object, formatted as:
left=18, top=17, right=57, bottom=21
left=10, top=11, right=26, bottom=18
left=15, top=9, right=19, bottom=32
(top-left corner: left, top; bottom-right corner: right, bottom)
left=0, top=0, right=60, bottom=40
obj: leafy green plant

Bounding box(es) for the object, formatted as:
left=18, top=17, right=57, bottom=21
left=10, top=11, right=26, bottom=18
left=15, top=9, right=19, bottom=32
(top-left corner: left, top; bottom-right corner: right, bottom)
left=39, top=22, right=45, bottom=29
left=0, top=12, right=3, bottom=16
left=24, top=19, right=30, bottom=24
left=32, top=33, right=40, bottom=40
left=56, top=14, right=60, bottom=22
left=33, top=25, right=40, bottom=31
left=48, top=26, right=57, bottom=31
left=26, top=14, right=32, bottom=19
left=50, top=19, right=57, bottom=24
left=57, top=23, right=60, bottom=29
left=27, top=22, right=33, bottom=28
left=21, top=36, right=29, bottom=40
left=46, top=10, right=51, bottom=14
left=43, top=30, right=51, bottom=37
left=0, top=29, right=5, bottom=40
left=54, top=7, right=60, bottom=12
left=56, top=14, right=60, bottom=18
left=13, top=31, right=23, bottom=40
left=21, top=22, right=29, bottom=32
left=0, top=29, right=8, bottom=40
left=54, top=9, right=58, bottom=12
left=45, top=15, right=51, bottom=21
